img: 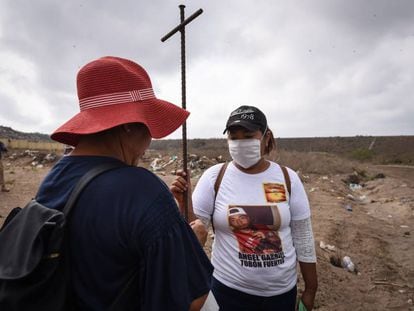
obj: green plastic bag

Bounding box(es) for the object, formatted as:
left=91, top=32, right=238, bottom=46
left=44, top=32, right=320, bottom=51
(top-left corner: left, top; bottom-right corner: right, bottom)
left=298, top=300, right=308, bottom=311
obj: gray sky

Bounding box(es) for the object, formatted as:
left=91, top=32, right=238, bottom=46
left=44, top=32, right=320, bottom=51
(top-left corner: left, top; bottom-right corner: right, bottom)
left=0, top=0, right=413, bottom=139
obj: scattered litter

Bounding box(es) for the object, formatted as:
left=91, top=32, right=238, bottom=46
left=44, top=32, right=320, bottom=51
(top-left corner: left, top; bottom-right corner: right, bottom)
left=44, top=153, right=57, bottom=162
left=150, top=156, right=178, bottom=171
left=399, top=289, right=406, bottom=294
left=319, top=241, right=336, bottom=251
left=388, top=215, right=393, bottom=218
left=344, top=204, right=353, bottom=212
left=358, top=195, right=370, bottom=204
left=342, top=256, right=356, bottom=273
left=349, top=183, right=362, bottom=191
left=8, top=149, right=59, bottom=165
left=24, top=150, right=39, bottom=157
left=400, top=225, right=409, bottom=228
left=346, top=194, right=356, bottom=201
left=309, top=187, right=318, bottom=193
left=150, top=158, right=163, bottom=171
left=322, top=176, right=329, bottom=180
left=216, top=155, right=224, bottom=163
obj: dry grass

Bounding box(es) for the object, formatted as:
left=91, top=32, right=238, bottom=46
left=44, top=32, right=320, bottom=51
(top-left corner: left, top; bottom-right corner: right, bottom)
left=269, top=150, right=363, bottom=175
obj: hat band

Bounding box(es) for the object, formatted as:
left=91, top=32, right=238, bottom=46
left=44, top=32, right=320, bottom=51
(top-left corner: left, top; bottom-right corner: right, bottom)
left=79, top=88, right=155, bottom=111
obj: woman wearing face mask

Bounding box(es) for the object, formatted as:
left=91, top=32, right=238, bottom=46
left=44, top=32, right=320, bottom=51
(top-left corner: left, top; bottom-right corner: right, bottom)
left=171, top=105, right=318, bottom=311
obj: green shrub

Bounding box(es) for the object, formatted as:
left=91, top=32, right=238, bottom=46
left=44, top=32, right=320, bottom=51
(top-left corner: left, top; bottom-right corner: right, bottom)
left=350, top=148, right=374, bottom=161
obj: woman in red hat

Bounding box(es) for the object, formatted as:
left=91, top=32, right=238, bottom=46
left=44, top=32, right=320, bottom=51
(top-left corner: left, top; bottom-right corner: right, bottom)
left=36, top=56, right=213, bottom=311
left=172, top=105, right=318, bottom=311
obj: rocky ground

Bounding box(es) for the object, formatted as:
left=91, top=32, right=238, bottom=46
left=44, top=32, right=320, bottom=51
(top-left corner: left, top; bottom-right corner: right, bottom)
left=0, top=152, right=413, bottom=310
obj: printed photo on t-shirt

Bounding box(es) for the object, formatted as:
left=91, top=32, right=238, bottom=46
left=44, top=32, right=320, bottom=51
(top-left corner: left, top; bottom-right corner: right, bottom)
left=228, top=205, right=286, bottom=268
left=263, top=182, right=287, bottom=203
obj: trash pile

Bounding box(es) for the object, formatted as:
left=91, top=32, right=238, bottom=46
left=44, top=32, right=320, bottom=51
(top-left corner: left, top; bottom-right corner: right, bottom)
left=4, top=147, right=225, bottom=175
left=6, top=150, right=58, bottom=168
left=340, top=169, right=386, bottom=211
left=147, top=153, right=225, bottom=177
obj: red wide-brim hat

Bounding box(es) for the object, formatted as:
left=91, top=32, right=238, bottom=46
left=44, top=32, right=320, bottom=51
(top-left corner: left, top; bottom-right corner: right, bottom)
left=51, top=56, right=189, bottom=146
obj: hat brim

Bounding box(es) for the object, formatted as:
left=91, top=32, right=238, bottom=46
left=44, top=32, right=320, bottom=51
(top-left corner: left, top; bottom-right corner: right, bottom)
left=223, top=120, right=261, bottom=134
left=51, top=98, right=189, bottom=146
left=229, top=212, right=247, bottom=216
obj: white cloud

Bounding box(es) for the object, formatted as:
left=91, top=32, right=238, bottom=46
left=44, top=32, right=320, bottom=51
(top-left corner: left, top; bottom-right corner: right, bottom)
left=0, top=0, right=413, bottom=138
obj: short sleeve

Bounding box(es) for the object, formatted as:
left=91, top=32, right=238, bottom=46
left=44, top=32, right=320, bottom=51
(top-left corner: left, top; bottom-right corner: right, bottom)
left=133, top=192, right=213, bottom=311
left=288, top=168, right=311, bottom=221
left=192, top=164, right=223, bottom=221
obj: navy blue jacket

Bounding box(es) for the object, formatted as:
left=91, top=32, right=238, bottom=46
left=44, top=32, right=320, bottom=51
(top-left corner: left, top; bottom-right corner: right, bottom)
left=37, top=155, right=212, bottom=311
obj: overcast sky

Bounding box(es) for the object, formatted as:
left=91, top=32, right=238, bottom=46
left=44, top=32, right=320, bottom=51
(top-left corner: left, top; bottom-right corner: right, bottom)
left=0, top=0, right=413, bottom=139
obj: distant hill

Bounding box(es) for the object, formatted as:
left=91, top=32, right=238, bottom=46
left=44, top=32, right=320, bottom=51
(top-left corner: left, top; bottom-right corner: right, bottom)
left=1, top=125, right=413, bottom=165
left=150, top=136, right=414, bottom=165
left=0, top=126, right=52, bottom=141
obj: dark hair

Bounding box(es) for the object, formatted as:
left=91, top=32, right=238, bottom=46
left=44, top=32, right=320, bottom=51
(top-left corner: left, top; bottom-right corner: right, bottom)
left=264, top=129, right=276, bottom=155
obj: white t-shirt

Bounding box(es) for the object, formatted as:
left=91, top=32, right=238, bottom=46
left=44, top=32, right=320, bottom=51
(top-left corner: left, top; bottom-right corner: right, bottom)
left=193, top=161, right=311, bottom=296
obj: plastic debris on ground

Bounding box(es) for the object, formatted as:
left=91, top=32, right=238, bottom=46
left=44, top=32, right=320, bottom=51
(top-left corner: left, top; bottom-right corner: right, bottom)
left=319, top=241, right=336, bottom=251
left=344, top=204, right=353, bottom=212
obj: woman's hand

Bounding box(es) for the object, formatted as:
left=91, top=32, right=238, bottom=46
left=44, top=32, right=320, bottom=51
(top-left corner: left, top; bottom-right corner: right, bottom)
left=300, top=288, right=316, bottom=310
left=170, top=170, right=191, bottom=212
left=190, top=219, right=208, bottom=246
left=298, top=262, right=318, bottom=311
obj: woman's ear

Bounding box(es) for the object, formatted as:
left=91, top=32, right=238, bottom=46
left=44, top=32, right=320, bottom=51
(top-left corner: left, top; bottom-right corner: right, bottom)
left=121, top=124, right=131, bottom=133
left=264, top=130, right=271, bottom=144
left=264, top=129, right=275, bottom=155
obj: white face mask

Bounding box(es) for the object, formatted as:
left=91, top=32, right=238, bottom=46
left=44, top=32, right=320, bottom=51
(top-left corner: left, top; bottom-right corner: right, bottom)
left=228, top=138, right=262, bottom=169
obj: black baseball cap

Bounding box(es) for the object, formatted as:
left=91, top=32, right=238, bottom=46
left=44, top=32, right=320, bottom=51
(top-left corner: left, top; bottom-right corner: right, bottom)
left=223, top=105, right=267, bottom=134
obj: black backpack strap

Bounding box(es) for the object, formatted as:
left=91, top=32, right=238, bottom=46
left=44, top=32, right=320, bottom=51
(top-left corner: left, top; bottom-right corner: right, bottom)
left=60, top=162, right=126, bottom=310
left=214, top=162, right=229, bottom=201
left=211, top=162, right=228, bottom=233
left=62, top=162, right=125, bottom=216
left=280, top=165, right=291, bottom=197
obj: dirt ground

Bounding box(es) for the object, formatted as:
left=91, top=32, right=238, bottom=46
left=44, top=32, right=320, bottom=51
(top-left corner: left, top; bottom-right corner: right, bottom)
left=0, top=157, right=413, bottom=310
